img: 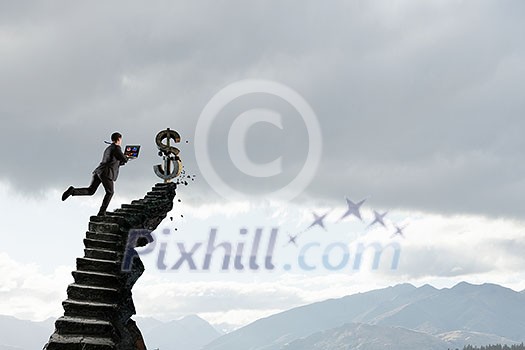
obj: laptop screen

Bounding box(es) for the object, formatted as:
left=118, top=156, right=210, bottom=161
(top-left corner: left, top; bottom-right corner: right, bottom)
left=124, top=145, right=141, bottom=158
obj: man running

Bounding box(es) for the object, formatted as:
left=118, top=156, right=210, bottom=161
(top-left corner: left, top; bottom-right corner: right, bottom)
left=62, top=132, right=130, bottom=216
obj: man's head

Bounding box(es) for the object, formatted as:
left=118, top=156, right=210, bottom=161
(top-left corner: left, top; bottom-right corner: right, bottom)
left=111, top=132, right=122, bottom=146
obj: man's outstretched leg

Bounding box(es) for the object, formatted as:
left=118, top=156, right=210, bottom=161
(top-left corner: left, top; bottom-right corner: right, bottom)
left=97, top=176, right=114, bottom=216
left=62, top=174, right=101, bottom=201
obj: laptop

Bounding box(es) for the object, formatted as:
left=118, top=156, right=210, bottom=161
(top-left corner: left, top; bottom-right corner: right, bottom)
left=124, top=145, right=141, bottom=159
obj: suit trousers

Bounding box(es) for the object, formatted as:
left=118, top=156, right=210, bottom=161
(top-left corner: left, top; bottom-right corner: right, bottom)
left=72, top=173, right=115, bottom=214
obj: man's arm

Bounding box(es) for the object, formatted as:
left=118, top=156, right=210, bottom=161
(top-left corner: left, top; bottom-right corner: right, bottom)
left=114, top=145, right=129, bottom=165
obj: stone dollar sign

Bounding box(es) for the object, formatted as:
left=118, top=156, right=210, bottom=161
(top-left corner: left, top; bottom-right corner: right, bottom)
left=153, top=128, right=182, bottom=182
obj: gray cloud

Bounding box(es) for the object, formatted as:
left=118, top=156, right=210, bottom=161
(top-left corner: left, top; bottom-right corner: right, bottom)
left=1, top=0, right=524, bottom=219
left=391, top=236, right=525, bottom=279
left=135, top=282, right=306, bottom=316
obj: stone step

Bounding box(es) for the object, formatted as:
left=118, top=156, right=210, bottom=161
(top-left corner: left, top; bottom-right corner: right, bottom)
left=72, top=270, right=120, bottom=289
left=54, top=316, right=116, bottom=339
left=89, top=215, right=130, bottom=227
left=84, top=239, right=118, bottom=251
left=145, top=196, right=167, bottom=202
left=153, top=182, right=174, bottom=188
left=45, top=334, right=115, bottom=350
left=144, top=198, right=169, bottom=204
left=149, top=188, right=170, bottom=194
left=67, top=284, right=119, bottom=304
left=146, top=191, right=167, bottom=197
left=106, top=212, right=127, bottom=219
left=144, top=197, right=168, bottom=203
left=86, top=231, right=122, bottom=243
left=121, top=203, right=145, bottom=210
left=152, top=189, right=175, bottom=195
left=88, top=222, right=121, bottom=234
left=77, top=258, right=120, bottom=275
left=84, top=248, right=118, bottom=261
left=114, top=208, right=141, bottom=215
left=63, top=299, right=118, bottom=320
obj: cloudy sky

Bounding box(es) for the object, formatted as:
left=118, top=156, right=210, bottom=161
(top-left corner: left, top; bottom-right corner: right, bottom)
left=1, top=0, right=525, bottom=330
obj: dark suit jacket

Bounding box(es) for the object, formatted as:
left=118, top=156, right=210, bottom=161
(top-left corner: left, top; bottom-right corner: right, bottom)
left=93, top=143, right=128, bottom=181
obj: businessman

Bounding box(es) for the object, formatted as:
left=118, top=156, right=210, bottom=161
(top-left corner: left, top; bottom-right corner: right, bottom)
left=62, top=132, right=130, bottom=216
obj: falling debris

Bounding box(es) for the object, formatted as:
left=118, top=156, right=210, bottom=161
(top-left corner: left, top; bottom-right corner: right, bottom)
left=173, top=164, right=198, bottom=187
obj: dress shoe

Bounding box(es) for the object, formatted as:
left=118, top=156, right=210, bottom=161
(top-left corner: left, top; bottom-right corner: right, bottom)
left=62, top=186, right=74, bottom=201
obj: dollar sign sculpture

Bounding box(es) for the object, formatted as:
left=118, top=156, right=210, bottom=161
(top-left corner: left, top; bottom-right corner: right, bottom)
left=154, top=128, right=182, bottom=183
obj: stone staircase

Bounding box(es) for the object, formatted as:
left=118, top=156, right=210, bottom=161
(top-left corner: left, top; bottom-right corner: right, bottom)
left=44, top=183, right=177, bottom=350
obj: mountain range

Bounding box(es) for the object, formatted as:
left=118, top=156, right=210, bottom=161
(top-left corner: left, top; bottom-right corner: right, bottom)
left=0, top=315, right=54, bottom=350
left=204, top=282, right=525, bottom=350
left=140, top=315, right=222, bottom=350
left=1, top=282, right=524, bottom=350
left=0, top=314, right=220, bottom=350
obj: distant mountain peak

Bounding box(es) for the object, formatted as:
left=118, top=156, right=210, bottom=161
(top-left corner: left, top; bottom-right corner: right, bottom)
left=143, top=314, right=221, bottom=350
left=450, top=281, right=518, bottom=294
left=452, top=281, right=476, bottom=289
left=179, top=314, right=206, bottom=322
left=204, top=281, right=525, bottom=350
left=419, top=283, right=437, bottom=290
left=392, top=282, right=417, bottom=290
